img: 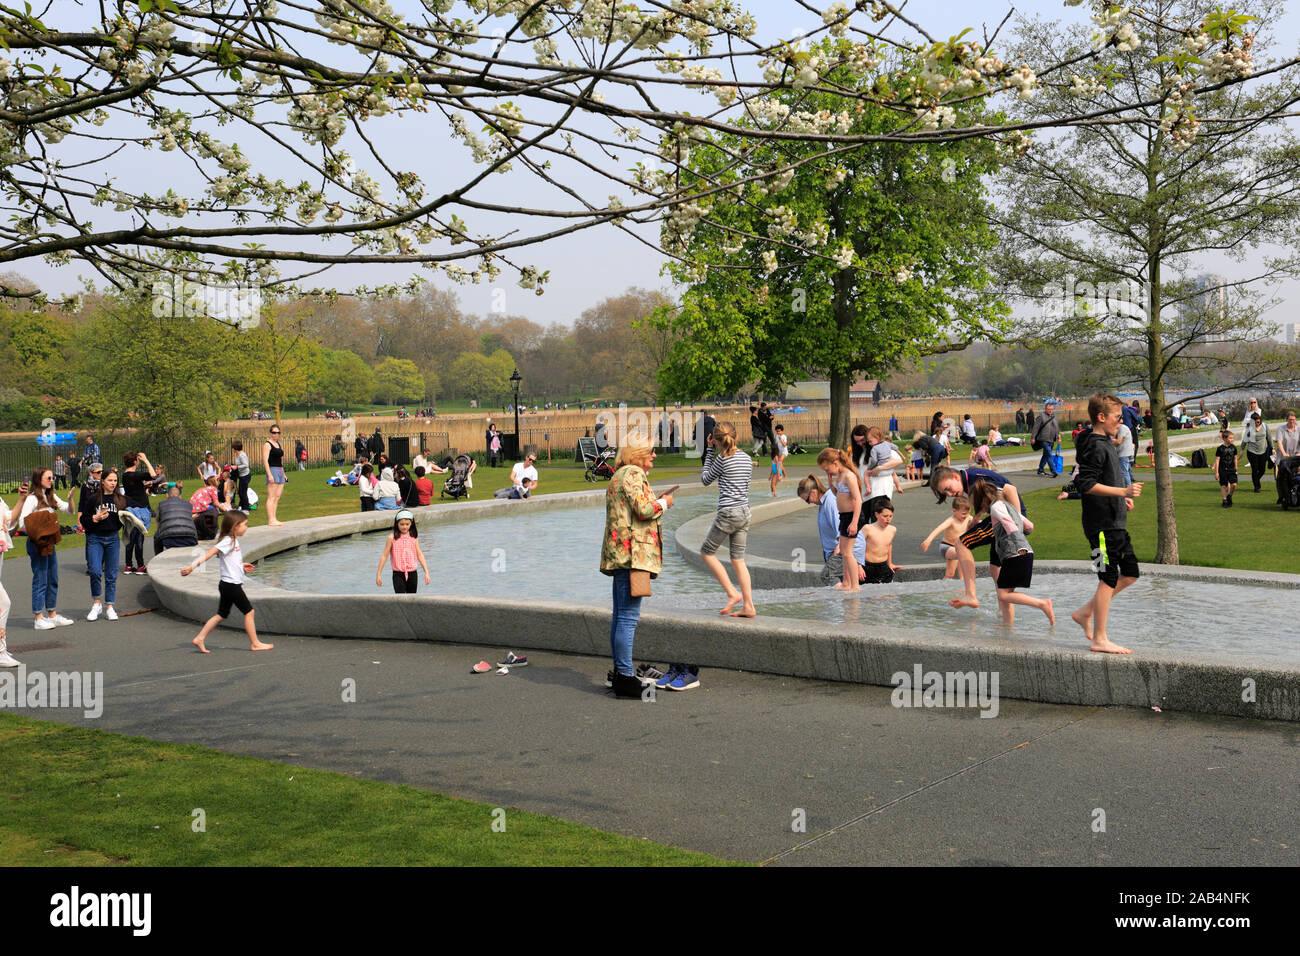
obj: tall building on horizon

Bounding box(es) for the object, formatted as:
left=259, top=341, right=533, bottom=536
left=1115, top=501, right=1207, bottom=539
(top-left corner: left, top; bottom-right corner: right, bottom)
left=1185, top=273, right=1228, bottom=343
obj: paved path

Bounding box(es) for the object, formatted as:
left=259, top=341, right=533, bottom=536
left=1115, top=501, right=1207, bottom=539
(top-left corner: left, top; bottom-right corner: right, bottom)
left=0, top=551, right=1293, bottom=865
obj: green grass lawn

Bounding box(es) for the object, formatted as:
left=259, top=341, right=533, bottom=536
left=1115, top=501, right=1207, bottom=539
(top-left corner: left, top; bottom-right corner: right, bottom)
left=1019, top=477, right=1294, bottom=574
left=0, top=713, right=738, bottom=866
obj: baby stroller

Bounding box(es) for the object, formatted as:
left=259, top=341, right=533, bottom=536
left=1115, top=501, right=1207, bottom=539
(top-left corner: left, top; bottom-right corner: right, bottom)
left=581, top=439, right=616, bottom=482
left=1277, top=456, right=1300, bottom=510
left=440, top=454, right=474, bottom=500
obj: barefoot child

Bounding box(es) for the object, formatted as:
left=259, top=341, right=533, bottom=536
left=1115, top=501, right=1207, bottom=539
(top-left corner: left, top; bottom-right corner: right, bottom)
left=768, top=445, right=783, bottom=497
left=181, top=511, right=274, bottom=653
left=376, top=510, right=431, bottom=592
left=930, top=465, right=1026, bottom=610
left=1071, top=393, right=1142, bottom=654
left=700, top=422, right=756, bottom=617
left=921, top=494, right=973, bottom=579
left=817, top=447, right=863, bottom=592
left=969, top=482, right=1053, bottom=627
left=799, top=475, right=866, bottom=585
left=861, top=500, right=900, bottom=584
left=906, top=438, right=925, bottom=482
left=1214, top=429, right=1238, bottom=508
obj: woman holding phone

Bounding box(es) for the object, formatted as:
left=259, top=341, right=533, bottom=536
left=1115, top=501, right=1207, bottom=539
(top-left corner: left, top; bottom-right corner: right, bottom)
left=599, top=434, right=674, bottom=699
left=80, top=468, right=126, bottom=621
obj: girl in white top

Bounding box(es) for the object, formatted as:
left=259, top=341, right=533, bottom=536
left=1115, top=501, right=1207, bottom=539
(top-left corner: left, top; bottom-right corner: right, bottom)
left=0, top=493, right=18, bottom=666
left=13, top=469, right=77, bottom=630
left=180, top=510, right=273, bottom=653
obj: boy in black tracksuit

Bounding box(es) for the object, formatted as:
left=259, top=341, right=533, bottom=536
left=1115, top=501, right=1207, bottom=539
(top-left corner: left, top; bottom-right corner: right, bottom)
left=1072, top=393, right=1143, bottom=655
left=1214, top=431, right=1238, bottom=507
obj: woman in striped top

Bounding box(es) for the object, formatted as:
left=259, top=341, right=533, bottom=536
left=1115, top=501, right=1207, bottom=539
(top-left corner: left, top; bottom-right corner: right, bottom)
left=700, top=422, right=756, bottom=618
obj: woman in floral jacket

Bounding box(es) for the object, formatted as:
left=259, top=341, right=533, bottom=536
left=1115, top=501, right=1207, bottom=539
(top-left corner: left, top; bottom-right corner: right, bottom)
left=600, top=435, right=674, bottom=698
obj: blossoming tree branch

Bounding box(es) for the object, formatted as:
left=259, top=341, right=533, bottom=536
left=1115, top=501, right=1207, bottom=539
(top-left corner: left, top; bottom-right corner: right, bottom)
left=0, top=0, right=1277, bottom=307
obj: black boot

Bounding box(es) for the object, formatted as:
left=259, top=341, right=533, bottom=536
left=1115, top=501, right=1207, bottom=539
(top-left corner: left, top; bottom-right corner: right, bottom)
left=612, top=673, right=645, bottom=699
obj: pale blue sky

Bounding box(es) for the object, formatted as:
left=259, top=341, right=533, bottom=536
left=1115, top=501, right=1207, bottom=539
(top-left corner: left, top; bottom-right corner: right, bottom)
left=20, top=1, right=1300, bottom=336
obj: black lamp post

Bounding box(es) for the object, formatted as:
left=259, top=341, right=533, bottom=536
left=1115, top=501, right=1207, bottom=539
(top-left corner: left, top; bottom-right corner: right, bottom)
left=510, top=368, right=522, bottom=453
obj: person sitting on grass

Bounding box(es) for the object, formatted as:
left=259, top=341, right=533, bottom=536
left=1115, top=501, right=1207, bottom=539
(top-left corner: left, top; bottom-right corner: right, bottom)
left=495, top=477, right=533, bottom=499
left=190, top=475, right=230, bottom=517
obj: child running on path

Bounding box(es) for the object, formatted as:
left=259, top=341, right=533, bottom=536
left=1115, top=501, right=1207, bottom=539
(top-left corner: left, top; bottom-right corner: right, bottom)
left=376, top=510, right=431, bottom=592
left=817, top=447, right=863, bottom=592
left=860, top=500, right=900, bottom=584
left=921, top=494, right=974, bottom=579
left=969, top=482, right=1053, bottom=627
left=1071, top=393, right=1142, bottom=654
left=181, top=511, right=274, bottom=653
left=700, top=422, right=755, bottom=617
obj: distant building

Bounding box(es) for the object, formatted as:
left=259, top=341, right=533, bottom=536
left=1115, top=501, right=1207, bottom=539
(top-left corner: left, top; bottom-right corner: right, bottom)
left=1185, top=274, right=1228, bottom=343
left=1285, top=322, right=1299, bottom=345
left=850, top=379, right=885, bottom=404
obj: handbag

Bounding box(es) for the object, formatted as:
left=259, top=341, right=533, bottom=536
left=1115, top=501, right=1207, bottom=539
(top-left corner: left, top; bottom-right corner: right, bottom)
left=629, top=570, right=652, bottom=597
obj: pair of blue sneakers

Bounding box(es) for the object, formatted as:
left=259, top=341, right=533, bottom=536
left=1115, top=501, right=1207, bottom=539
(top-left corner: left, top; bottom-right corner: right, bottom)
left=655, top=664, right=700, bottom=692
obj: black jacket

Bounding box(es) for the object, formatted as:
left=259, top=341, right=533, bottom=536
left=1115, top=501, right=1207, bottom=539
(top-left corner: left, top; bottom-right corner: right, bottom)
left=1075, top=429, right=1126, bottom=535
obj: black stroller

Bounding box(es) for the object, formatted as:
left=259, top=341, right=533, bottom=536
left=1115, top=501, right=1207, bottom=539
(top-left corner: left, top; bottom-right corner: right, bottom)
left=440, top=454, right=475, bottom=500
left=578, top=437, right=616, bottom=482
left=1277, top=456, right=1300, bottom=509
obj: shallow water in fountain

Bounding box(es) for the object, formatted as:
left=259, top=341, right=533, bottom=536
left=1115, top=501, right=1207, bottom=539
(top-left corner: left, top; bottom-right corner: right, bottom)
left=256, top=492, right=1300, bottom=665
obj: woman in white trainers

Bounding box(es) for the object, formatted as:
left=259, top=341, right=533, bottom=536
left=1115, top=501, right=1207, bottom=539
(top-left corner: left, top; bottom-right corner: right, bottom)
left=13, top=468, right=77, bottom=630
left=0, top=490, right=18, bottom=666
left=80, top=468, right=126, bottom=622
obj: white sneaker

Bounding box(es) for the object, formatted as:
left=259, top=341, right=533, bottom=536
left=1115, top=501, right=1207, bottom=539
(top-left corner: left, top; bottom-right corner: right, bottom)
left=34, top=617, right=56, bottom=630
left=88, top=603, right=103, bottom=621
left=0, top=650, right=17, bottom=668
left=105, top=606, right=118, bottom=621
left=51, top=614, right=74, bottom=627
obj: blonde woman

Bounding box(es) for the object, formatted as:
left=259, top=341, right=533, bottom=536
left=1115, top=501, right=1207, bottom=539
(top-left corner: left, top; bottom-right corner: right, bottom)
left=600, top=434, right=674, bottom=699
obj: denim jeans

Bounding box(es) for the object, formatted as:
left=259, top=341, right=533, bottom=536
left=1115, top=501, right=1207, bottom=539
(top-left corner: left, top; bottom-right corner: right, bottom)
left=1119, top=456, right=1133, bottom=488
left=376, top=497, right=398, bottom=510
left=86, top=532, right=120, bottom=604
left=26, top=537, right=58, bottom=614
left=609, top=569, right=643, bottom=677
left=1038, top=443, right=1056, bottom=475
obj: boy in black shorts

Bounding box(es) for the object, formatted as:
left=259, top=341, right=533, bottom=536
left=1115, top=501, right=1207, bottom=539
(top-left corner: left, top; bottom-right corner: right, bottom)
left=1071, top=393, right=1142, bottom=654
left=1214, top=430, right=1238, bottom=507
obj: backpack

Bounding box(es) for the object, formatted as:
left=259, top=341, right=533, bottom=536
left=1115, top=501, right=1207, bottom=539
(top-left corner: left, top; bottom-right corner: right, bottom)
left=1190, top=448, right=1207, bottom=469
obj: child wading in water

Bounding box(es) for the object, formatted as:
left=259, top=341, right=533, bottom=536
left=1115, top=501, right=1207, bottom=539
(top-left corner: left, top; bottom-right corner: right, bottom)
left=968, top=483, right=1053, bottom=627
left=181, top=511, right=273, bottom=653
left=1071, top=393, right=1142, bottom=654
left=817, top=447, right=863, bottom=591
left=860, top=499, right=900, bottom=584
left=921, top=494, right=974, bottom=579
left=700, top=422, right=756, bottom=617
left=376, top=510, right=430, bottom=592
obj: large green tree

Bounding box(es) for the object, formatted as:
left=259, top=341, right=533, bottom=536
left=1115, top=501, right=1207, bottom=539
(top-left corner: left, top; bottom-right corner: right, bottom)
left=999, top=0, right=1300, bottom=563
left=373, top=357, right=425, bottom=405
left=73, top=296, right=243, bottom=459
left=653, top=38, right=1010, bottom=447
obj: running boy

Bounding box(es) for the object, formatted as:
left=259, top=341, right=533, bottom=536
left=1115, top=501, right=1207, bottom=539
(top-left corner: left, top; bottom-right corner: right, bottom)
left=1071, top=393, right=1142, bottom=655
left=860, top=500, right=899, bottom=584
left=1214, top=429, right=1238, bottom=508
left=921, top=494, right=974, bottom=579
left=180, top=511, right=274, bottom=653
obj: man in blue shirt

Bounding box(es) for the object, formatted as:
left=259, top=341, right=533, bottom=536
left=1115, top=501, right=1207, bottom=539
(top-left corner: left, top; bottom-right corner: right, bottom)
left=83, top=435, right=101, bottom=466
left=888, top=413, right=899, bottom=440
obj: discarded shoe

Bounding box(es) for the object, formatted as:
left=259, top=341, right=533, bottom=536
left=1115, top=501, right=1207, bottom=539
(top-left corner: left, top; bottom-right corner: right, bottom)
left=496, top=652, right=527, bottom=667
left=471, top=660, right=492, bottom=674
